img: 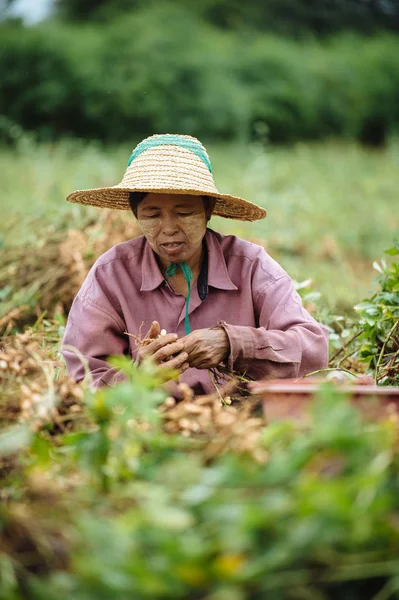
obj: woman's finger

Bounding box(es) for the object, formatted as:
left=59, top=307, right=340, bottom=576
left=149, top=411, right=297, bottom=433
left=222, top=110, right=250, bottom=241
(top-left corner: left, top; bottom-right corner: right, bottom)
left=162, top=353, right=189, bottom=371
left=145, top=320, right=161, bottom=340
left=141, top=333, right=179, bottom=357
left=154, top=342, right=185, bottom=363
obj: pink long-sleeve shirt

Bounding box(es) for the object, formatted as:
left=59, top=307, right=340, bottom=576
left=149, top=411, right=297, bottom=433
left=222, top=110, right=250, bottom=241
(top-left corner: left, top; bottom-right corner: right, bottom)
left=62, top=229, right=329, bottom=393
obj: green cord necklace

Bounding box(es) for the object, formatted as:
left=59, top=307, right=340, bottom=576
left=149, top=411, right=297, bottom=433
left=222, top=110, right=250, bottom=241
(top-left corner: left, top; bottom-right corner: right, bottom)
left=165, top=262, right=193, bottom=334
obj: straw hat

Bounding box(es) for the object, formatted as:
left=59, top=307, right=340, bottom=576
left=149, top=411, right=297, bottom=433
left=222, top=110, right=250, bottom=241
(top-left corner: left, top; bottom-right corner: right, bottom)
left=67, top=134, right=267, bottom=222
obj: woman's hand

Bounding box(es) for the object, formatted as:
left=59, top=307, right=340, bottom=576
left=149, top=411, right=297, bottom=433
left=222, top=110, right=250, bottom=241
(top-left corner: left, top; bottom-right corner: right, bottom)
left=138, top=321, right=189, bottom=372
left=181, top=327, right=230, bottom=369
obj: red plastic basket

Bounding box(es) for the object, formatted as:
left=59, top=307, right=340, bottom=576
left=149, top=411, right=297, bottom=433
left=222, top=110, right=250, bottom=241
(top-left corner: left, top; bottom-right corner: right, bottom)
left=249, top=378, right=399, bottom=422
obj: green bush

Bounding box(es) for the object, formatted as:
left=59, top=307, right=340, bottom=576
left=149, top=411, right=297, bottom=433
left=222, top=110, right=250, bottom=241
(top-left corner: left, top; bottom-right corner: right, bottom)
left=354, top=242, right=399, bottom=385
left=0, top=21, right=85, bottom=139
left=1, top=8, right=399, bottom=142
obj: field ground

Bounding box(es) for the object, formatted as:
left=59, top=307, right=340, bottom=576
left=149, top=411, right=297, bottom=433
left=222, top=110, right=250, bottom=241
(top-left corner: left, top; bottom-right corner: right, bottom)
left=1, top=137, right=398, bottom=313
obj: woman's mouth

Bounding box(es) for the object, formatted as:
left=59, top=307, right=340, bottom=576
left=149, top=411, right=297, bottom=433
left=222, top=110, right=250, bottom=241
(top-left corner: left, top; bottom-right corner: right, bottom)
left=160, top=242, right=184, bottom=256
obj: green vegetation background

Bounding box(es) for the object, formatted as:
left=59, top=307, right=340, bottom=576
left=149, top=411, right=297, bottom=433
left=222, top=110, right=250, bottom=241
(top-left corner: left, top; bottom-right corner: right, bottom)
left=0, top=0, right=398, bottom=310
left=1, top=137, right=398, bottom=312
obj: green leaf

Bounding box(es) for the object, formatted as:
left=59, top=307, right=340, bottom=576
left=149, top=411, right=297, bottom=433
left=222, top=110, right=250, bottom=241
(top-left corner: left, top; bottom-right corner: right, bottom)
left=0, top=424, right=32, bottom=457
left=0, top=285, right=12, bottom=301
left=0, top=553, right=18, bottom=593
left=354, top=301, right=375, bottom=312
left=30, top=433, right=53, bottom=467
left=384, top=246, right=399, bottom=256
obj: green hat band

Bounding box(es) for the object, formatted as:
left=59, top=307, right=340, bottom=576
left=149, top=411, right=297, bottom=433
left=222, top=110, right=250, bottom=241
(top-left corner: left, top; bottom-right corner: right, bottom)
left=128, top=135, right=212, bottom=173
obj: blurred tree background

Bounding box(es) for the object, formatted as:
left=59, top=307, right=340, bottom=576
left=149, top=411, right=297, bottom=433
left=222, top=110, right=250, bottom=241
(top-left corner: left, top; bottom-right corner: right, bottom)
left=1, top=0, right=399, bottom=144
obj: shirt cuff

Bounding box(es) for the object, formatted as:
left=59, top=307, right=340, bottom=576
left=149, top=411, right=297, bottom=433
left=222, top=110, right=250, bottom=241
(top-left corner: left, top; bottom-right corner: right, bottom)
left=218, top=321, right=301, bottom=372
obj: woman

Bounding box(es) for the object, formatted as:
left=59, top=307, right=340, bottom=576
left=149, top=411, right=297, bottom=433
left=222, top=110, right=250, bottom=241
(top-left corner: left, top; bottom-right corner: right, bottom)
left=63, top=134, right=329, bottom=393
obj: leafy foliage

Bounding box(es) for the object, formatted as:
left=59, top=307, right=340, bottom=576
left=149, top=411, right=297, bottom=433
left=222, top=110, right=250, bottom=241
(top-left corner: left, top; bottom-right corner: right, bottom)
left=1, top=12, right=399, bottom=143
left=354, top=242, right=399, bottom=385
left=54, top=0, right=399, bottom=35
left=1, top=357, right=399, bottom=600
left=326, top=241, right=399, bottom=385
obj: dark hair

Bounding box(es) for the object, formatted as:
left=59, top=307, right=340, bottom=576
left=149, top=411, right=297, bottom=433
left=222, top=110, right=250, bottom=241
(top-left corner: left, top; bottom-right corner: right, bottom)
left=128, top=192, right=147, bottom=216
left=128, top=192, right=215, bottom=220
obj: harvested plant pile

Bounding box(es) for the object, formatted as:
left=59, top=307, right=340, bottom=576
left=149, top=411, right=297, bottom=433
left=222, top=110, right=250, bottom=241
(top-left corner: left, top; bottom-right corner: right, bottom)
left=0, top=211, right=139, bottom=332
left=0, top=324, right=85, bottom=433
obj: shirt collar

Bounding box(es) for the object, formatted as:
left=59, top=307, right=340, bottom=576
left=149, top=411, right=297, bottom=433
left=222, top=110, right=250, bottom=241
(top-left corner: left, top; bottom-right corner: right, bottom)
left=140, top=229, right=238, bottom=293
left=206, top=229, right=238, bottom=291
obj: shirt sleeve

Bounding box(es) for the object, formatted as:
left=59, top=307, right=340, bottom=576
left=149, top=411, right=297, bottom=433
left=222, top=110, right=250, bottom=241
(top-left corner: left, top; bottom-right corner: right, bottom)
left=62, top=274, right=129, bottom=389
left=219, top=262, right=329, bottom=381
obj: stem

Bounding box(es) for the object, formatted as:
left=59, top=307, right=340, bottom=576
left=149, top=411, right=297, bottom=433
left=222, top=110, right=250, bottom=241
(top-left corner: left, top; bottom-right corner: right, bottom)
left=372, top=579, right=399, bottom=600
left=304, top=367, right=358, bottom=379
left=337, top=347, right=360, bottom=368
left=211, top=364, right=251, bottom=383
left=374, top=319, right=399, bottom=384
left=260, top=560, right=399, bottom=592
left=329, top=328, right=362, bottom=363
left=208, top=370, right=225, bottom=404
left=0, top=305, right=29, bottom=331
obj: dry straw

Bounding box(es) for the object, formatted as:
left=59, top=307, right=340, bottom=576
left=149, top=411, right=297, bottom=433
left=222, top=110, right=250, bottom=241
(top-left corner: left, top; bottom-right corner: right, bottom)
left=67, top=134, right=267, bottom=222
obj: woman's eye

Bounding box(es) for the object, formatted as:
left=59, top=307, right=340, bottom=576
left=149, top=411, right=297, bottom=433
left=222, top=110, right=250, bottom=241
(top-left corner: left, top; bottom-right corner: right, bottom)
left=177, top=212, right=194, bottom=217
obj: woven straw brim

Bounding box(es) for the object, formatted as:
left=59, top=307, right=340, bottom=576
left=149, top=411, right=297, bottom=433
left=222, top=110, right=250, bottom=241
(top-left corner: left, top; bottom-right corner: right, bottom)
left=67, top=142, right=267, bottom=221
left=67, top=187, right=266, bottom=222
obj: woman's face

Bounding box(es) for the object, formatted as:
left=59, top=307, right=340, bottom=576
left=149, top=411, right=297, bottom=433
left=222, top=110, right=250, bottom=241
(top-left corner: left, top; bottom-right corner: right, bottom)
left=136, top=193, right=210, bottom=268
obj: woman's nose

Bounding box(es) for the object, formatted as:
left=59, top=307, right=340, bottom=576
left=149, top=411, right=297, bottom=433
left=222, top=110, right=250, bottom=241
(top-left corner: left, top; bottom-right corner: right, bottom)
left=161, top=215, right=178, bottom=235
